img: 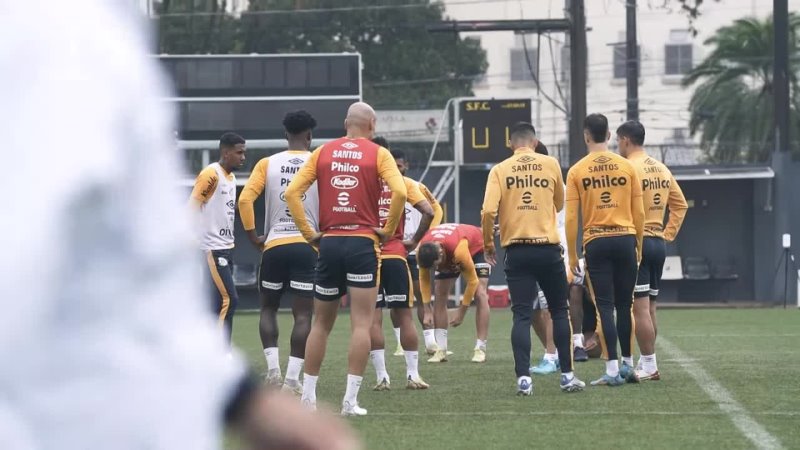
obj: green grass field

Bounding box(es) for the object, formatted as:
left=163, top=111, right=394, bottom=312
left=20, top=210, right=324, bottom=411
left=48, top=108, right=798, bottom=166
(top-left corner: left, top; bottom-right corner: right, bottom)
left=231, top=309, right=800, bottom=449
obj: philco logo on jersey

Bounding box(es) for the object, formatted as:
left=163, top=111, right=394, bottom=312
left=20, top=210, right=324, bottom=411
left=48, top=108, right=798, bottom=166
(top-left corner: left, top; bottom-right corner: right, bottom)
left=331, top=161, right=360, bottom=173
left=506, top=175, right=550, bottom=189
left=331, top=175, right=359, bottom=189
left=581, top=175, right=627, bottom=190
left=643, top=178, right=670, bottom=190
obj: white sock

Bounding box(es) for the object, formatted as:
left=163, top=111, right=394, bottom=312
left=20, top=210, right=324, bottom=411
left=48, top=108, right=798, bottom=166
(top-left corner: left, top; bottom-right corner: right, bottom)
left=393, top=327, right=401, bottom=346
left=285, top=356, right=303, bottom=382
left=343, top=374, right=363, bottom=406
left=562, top=371, right=575, bottom=381
left=573, top=333, right=584, bottom=348
left=370, top=349, right=389, bottom=382
left=434, top=328, right=448, bottom=351
left=622, top=356, right=633, bottom=367
left=544, top=352, right=558, bottom=362
left=642, top=354, right=658, bottom=373
left=475, top=339, right=487, bottom=351
left=264, top=347, right=280, bottom=372
left=301, top=374, right=318, bottom=404
left=606, top=360, right=620, bottom=377
left=405, top=351, right=420, bottom=379
left=423, top=329, right=437, bottom=349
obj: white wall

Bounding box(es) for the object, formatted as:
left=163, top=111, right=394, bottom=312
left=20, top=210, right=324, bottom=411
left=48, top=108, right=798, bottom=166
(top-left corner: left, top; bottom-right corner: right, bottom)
left=443, top=0, right=793, bottom=150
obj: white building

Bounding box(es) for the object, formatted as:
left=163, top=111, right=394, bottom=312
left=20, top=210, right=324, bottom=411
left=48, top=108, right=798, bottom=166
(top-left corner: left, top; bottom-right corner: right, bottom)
left=443, top=0, right=790, bottom=163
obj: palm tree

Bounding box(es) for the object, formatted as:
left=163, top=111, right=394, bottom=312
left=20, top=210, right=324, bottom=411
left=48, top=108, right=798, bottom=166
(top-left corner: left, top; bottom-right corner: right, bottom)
left=683, top=14, right=800, bottom=163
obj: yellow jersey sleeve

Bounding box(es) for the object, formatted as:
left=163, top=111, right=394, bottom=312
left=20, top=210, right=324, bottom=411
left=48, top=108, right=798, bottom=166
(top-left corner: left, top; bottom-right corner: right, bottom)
left=664, top=174, right=688, bottom=242
left=565, top=168, right=581, bottom=266
left=420, top=182, right=443, bottom=227
left=377, top=146, right=407, bottom=236
left=480, top=166, right=502, bottom=251
left=405, top=177, right=425, bottom=206
left=238, top=157, right=268, bottom=231
left=190, top=166, right=218, bottom=203
left=286, top=147, right=321, bottom=241
left=453, top=239, right=479, bottom=306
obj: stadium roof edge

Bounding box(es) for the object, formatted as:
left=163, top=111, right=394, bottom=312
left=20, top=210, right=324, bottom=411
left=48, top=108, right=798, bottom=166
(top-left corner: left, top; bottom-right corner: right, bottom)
left=671, top=166, right=774, bottom=181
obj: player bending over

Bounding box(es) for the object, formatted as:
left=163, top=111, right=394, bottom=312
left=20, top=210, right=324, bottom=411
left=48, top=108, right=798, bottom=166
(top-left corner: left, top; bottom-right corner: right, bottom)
left=417, top=224, right=491, bottom=363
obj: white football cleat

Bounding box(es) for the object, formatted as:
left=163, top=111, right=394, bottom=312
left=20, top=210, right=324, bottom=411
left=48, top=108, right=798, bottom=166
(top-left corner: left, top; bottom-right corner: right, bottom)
left=341, top=401, right=368, bottom=416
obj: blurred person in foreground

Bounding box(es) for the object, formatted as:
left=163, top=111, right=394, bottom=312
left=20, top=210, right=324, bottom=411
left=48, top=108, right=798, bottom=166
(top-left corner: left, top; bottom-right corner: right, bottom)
left=0, top=2, right=359, bottom=449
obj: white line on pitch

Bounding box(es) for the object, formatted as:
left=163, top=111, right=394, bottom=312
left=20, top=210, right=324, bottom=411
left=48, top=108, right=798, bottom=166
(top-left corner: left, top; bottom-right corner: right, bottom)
left=659, top=337, right=784, bottom=450
left=369, top=411, right=800, bottom=417
left=667, top=334, right=800, bottom=338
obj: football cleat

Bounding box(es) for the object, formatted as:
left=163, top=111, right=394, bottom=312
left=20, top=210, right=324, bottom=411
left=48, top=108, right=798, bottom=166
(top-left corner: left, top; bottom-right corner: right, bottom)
left=341, top=401, right=368, bottom=416
left=574, top=346, right=589, bottom=362
left=425, top=345, right=438, bottom=356
left=406, top=376, right=430, bottom=390
left=530, top=358, right=559, bottom=375
left=635, top=369, right=661, bottom=382
left=281, top=379, right=303, bottom=396
left=517, top=376, right=533, bottom=396
left=427, top=350, right=448, bottom=363
left=620, top=362, right=638, bottom=383
left=373, top=377, right=391, bottom=391
left=393, top=343, right=405, bottom=357
left=590, top=373, right=625, bottom=387
left=560, top=375, right=586, bottom=392
left=264, top=369, right=282, bottom=387
left=471, top=348, right=486, bottom=363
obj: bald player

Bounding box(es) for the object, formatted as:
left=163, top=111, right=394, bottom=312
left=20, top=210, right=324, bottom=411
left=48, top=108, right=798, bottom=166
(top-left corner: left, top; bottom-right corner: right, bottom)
left=285, top=102, right=407, bottom=416
left=617, top=120, right=687, bottom=381
left=565, top=114, right=644, bottom=387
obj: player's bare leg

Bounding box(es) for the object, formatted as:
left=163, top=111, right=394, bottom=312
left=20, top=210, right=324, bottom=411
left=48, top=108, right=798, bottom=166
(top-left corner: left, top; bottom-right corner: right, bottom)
left=392, top=308, right=428, bottom=389
left=415, top=281, right=438, bottom=354
left=633, top=295, right=660, bottom=381
left=530, top=309, right=559, bottom=374
left=282, top=293, right=312, bottom=395
left=650, top=297, right=658, bottom=338
left=471, top=278, right=490, bottom=362
left=369, top=306, right=390, bottom=390
left=429, top=278, right=453, bottom=362
left=301, top=299, right=340, bottom=408
left=569, top=285, right=589, bottom=361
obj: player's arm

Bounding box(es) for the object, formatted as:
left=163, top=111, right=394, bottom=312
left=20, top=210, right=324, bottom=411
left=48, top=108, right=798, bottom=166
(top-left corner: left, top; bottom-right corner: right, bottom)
left=419, top=266, right=433, bottom=304
left=238, top=158, right=268, bottom=250
left=553, top=160, right=565, bottom=212
left=377, top=147, right=407, bottom=238
left=480, top=167, right=501, bottom=264
left=189, top=166, right=219, bottom=212
left=630, top=168, right=645, bottom=263
left=663, top=175, right=688, bottom=242
left=565, top=169, right=581, bottom=273
left=420, top=183, right=444, bottom=228
left=286, top=149, right=321, bottom=242
left=406, top=180, right=434, bottom=248
left=455, top=240, right=479, bottom=307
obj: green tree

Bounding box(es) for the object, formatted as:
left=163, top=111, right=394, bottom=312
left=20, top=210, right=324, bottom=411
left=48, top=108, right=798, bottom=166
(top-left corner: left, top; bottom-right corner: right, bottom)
left=157, top=0, right=487, bottom=109
left=682, top=14, right=800, bottom=163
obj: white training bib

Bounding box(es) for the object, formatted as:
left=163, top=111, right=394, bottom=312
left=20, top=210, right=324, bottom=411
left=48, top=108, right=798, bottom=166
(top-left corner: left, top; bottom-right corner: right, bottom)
left=200, top=163, right=236, bottom=251
left=404, top=180, right=423, bottom=255
left=264, top=151, right=319, bottom=245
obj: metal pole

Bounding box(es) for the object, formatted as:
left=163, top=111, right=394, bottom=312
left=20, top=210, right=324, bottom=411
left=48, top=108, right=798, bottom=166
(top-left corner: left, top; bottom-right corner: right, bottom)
left=773, top=0, right=790, bottom=154
left=567, top=0, right=587, bottom=165
left=625, top=0, right=639, bottom=120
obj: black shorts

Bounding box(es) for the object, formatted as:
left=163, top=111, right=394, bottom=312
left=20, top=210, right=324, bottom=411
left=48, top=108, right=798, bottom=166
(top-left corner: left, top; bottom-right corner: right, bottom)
left=435, top=251, right=491, bottom=280
left=376, top=257, right=413, bottom=309
left=259, top=242, right=317, bottom=297
left=635, top=236, right=666, bottom=299
left=315, top=236, right=379, bottom=301
left=407, top=254, right=420, bottom=281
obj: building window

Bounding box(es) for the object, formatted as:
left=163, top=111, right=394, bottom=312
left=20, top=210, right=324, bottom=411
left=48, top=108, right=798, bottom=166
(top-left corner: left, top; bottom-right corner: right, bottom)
left=510, top=47, right=538, bottom=82
left=665, top=44, right=693, bottom=75
left=612, top=44, right=639, bottom=79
